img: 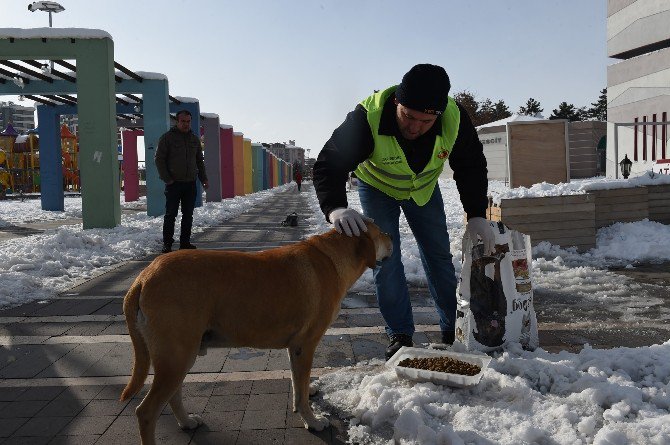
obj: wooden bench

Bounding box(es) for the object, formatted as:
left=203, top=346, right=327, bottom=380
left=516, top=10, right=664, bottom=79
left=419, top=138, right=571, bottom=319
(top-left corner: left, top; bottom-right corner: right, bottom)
left=648, top=184, right=670, bottom=224
left=487, top=194, right=596, bottom=252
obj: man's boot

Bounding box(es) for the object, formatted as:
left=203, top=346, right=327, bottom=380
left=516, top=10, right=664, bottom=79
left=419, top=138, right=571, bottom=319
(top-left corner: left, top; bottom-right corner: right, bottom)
left=161, top=243, right=172, bottom=254
left=385, top=333, right=413, bottom=360
left=441, top=330, right=455, bottom=345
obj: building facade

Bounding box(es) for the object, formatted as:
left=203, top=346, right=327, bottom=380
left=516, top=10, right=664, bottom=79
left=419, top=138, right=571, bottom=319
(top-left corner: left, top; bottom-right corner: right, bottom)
left=0, top=101, right=35, bottom=134
left=262, top=139, right=305, bottom=166
left=607, top=0, right=670, bottom=177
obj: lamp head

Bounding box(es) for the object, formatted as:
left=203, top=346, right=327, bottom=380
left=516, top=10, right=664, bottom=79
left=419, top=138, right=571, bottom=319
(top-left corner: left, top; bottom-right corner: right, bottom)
left=28, top=1, right=65, bottom=13
left=619, top=154, right=633, bottom=179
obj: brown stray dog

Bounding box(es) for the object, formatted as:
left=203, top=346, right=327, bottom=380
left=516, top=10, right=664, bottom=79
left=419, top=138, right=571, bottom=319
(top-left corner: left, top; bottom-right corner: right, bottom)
left=120, top=222, right=392, bottom=445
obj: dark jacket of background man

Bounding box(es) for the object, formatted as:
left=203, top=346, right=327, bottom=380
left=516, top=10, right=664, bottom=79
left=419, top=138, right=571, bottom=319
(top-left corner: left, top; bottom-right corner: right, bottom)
left=155, top=127, right=207, bottom=184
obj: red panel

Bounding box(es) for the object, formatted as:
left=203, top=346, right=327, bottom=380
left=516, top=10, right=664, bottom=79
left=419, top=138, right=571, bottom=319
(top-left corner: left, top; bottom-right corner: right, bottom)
left=642, top=116, right=647, bottom=161
left=219, top=127, right=235, bottom=199
left=652, top=114, right=657, bottom=161
left=663, top=112, right=668, bottom=160
left=122, top=129, right=143, bottom=202
left=634, top=117, right=638, bottom=161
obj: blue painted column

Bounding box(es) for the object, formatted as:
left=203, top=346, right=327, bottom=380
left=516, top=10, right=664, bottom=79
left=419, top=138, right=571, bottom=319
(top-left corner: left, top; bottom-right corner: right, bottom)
left=36, top=105, right=63, bottom=211
left=262, top=148, right=269, bottom=190
left=142, top=81, right=170, bottom=217
left=169, top=101, right=202, bottom=207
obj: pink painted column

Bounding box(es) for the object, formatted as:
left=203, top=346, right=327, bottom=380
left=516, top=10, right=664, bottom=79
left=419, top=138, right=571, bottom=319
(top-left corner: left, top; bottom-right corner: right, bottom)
left=219, top=125, right=234, bottom=199
left=122, top=129, right=142, bottom=202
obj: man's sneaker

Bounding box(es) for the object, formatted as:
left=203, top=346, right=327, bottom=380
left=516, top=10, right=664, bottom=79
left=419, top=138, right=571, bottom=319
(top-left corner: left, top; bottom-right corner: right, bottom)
left=179, top=243, right=197, bottom=250
left=441, top=330, right=455, bottom=345
left=161, top=243, right=172, bottom=254
left=385, top=333, right=413, bottom=360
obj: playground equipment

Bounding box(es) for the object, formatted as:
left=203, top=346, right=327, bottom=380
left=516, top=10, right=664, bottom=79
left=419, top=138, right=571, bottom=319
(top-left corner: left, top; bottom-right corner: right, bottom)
left=60, top=124, right=79, bottom=191
left=0, top=147, right=10, bottom=197
left=0, top=123, right=82, bottom=197
left=0, top=123, right=40, bottom=194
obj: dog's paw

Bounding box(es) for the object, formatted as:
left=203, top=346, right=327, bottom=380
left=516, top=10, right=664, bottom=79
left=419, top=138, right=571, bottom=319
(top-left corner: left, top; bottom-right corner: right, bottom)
left=303, top=414, right=329, bottom=431
left=178, top=414, right=203, bottom=430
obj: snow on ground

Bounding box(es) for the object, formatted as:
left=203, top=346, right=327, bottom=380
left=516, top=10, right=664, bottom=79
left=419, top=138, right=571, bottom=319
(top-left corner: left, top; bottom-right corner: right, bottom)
left=1, top=178, right=670, bottom=444
left=314, top=341, right=670, bottom=445
left=0, top=185, right=291, bottom=307
left=306, top=177, right=670, bottom=445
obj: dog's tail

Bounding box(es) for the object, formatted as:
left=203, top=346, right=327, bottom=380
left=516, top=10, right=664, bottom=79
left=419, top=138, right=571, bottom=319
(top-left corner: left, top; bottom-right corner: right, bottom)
left=120, top=279, right=150, bottom=401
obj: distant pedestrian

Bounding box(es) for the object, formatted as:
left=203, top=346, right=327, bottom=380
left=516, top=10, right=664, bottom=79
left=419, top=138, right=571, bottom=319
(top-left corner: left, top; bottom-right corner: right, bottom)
left=154, top=110, right=208, bottom=253
left=295, top=171, right=303, bottom=192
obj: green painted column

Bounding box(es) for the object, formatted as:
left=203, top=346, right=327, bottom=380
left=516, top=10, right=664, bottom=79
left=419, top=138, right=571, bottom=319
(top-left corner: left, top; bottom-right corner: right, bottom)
left=75, top=38, right=120, bottom=228
left=251, top=143, right=263, bottom=192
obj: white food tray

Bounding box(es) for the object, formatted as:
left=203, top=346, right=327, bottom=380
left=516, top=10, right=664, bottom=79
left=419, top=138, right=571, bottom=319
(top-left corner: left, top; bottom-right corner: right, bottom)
left=385, top=346, right=491, bottom=387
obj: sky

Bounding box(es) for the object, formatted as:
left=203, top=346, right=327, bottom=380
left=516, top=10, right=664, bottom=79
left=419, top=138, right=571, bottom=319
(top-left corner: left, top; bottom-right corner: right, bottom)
left=1, top=0, right=608, bottom=157
left=1, top=178, right=670, bottom=443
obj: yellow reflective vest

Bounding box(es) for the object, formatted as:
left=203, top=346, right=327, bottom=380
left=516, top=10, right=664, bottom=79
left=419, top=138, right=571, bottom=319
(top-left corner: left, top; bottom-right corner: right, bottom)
left=354, top=86, right=460, bottom=206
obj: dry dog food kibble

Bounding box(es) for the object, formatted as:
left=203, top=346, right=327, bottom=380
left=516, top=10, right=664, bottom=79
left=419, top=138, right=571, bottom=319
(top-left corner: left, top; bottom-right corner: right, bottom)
left=398, top=356, right=481, bottom=376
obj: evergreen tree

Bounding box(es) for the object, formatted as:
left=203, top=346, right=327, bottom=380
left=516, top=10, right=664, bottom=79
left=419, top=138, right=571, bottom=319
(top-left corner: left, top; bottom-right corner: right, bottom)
left=586, top=88, right=607, bottom=121
left=452, top=90, right=479, bottom=124
left=519, top=98, right=543, bottom=116
left=550, top=102, right=583, bottom=122
left=478, top=98, right=495, bottom=125
left=493, top=100, right=512, bottom=121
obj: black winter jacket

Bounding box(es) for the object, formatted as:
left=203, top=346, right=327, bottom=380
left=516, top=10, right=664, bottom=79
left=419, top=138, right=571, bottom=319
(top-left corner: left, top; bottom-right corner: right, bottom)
left=155, top=127, right=208, bottom=184
left=313, top=93, right=488, bottom=220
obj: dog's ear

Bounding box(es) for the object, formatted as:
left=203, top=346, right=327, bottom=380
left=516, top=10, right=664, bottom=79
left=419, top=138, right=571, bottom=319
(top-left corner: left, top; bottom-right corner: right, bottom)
left=357, top=230, right=377, bottom=269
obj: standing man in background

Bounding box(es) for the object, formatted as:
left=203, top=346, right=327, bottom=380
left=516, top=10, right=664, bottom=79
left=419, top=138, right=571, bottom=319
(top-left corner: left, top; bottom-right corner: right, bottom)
left=155, top=109, right=208, bottom=254
left=313, top=64, right=494, bottom=359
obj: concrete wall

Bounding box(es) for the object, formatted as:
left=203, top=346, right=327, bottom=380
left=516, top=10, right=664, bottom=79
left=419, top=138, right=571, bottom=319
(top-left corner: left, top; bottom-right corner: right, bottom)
left=440, top=125, right=508, bottom=182
left=608, top=1, right=670, bottom=59
left=478, top=125, right=508, bottom=181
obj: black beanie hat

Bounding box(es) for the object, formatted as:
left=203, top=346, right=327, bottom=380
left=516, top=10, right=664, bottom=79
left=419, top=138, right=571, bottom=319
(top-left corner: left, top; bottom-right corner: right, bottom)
left=395, top=64, right=450, bottom=115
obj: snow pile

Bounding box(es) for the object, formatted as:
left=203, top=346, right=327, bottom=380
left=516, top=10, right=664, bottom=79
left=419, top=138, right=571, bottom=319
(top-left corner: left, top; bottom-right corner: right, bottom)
left=315, top=342, right=670, bottom=445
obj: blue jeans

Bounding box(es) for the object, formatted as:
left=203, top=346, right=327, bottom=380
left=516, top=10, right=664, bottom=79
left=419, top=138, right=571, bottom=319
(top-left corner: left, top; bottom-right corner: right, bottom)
left=358, top=181, right=457, bottom=337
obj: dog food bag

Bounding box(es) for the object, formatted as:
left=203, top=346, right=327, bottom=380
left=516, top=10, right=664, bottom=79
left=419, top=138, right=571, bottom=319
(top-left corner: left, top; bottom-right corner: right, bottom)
left=455, top=221, right=538, bottom=352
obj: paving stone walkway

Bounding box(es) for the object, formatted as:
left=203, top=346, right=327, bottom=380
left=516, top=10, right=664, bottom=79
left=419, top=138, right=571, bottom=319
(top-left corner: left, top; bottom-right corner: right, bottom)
left=1, top=183, right=669, bottom=444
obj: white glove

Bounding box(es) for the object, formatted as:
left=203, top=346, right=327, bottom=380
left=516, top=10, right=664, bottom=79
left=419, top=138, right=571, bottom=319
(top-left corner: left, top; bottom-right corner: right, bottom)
left=464, top=217, right=495, bottom=256
left=329, top=207, right=372, bottom=237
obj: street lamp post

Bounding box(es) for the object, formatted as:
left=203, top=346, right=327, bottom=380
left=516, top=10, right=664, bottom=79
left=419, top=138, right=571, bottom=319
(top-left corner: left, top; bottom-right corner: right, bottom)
left=28, top=1, right=66, bottom=71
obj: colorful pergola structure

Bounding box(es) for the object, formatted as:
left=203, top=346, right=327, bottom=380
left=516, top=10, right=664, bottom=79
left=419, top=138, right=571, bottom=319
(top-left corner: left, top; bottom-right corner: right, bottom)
left=0, top=28, right=293, bottom=228
left=0, top=29, right=119, bottom=228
